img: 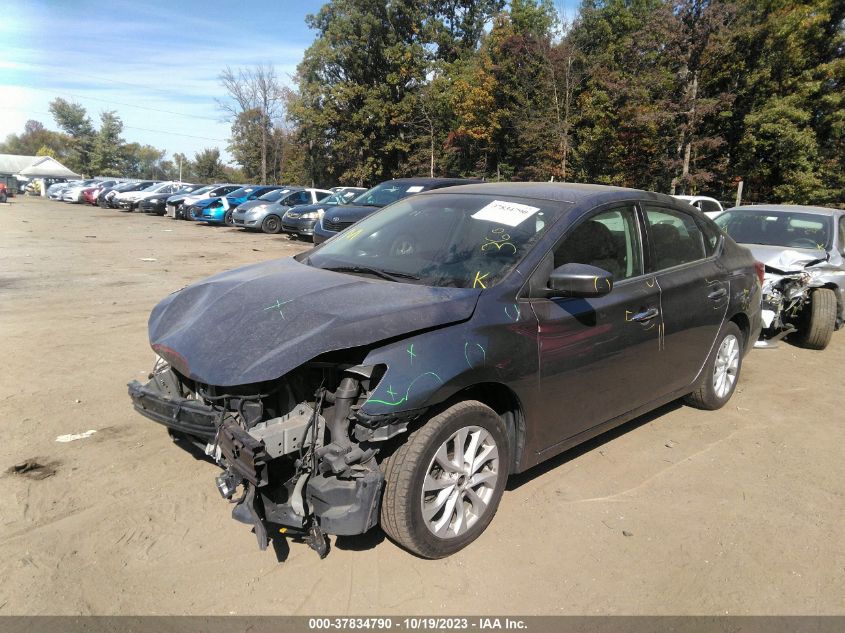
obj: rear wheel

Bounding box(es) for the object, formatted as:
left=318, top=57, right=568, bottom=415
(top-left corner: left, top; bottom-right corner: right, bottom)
left=261, top=215, right=282, bottom=234
left=796, top=288, right=836, bottom=350
left=380, top=400, right=509, bottom=559
left=224, top=210, right=235, bottom=226
left=685, top=321, right=743, bottom=410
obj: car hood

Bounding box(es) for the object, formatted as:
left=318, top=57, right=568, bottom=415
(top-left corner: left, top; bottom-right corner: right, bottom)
left=149, top=257, right=481, bottom=386
left=324, top=204, right=383, bottom=223
left=234, top=199, right=270, bottom=213
left=292, top=201, right=338, bottom=213
left=743, top=244, right=828, bottom=273
left=194, top=197, right=221, bottom=208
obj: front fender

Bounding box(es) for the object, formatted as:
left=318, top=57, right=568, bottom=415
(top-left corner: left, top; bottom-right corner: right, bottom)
left=359, top=296, right=539, bottom=417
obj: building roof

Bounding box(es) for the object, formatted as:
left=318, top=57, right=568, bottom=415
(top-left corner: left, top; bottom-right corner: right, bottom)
left=0, top=154, right=81, bottom=178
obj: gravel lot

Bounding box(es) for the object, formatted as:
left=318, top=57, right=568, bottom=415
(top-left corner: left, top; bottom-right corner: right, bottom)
left=1, top=196, right=843, bottom=615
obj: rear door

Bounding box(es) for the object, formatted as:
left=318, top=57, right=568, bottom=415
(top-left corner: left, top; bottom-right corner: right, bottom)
left=641, top=204, right=729, bottom=393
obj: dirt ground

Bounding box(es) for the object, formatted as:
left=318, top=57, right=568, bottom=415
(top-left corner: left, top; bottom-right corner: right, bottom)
left=0, top=196, right=842, bottom=615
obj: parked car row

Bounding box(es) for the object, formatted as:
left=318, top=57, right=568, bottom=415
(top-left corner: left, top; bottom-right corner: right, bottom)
left=48, top=179, right=844, bottom=351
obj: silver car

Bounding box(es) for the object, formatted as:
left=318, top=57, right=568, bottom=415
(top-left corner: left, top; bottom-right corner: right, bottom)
left=232, top=187, right=332, bottom=233
left=715, top=204, right=845, bottom=349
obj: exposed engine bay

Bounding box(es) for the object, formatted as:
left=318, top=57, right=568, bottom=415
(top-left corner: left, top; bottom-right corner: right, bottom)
left=752, top=247, right=842, bottom=348
left=129, top=355, right=415, bottom=558
left=759, top=267, right=813, bottom=336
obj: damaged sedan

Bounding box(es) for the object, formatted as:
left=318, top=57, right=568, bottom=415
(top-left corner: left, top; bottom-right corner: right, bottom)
left=715, top=204, right=845, bottom=349
left=129, top=183, right=761, bottom=559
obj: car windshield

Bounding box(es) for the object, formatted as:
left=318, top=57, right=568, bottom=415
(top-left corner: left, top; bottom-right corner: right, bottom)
left=187, top=185, right=214, bottom=196
left=308, top=193, right=562, bottom=288
left=351, top=182, right=431, bottom=207
left=257, top=189, right=288, bottom=202
left=227, top=186, right=261, bottom=198
left=327, top=190, right=360, bottom=205
left=715, top=210, right=832, bottom=250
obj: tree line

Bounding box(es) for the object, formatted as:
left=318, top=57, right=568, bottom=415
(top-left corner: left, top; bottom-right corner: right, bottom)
left=3, top=0, right=841, bottom=205
left=281, top=0, right=843, bottom=205
left=0, top=98, right=242, bottom=183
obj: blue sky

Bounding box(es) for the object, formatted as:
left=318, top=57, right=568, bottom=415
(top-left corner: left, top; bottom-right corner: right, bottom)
left=0, top=0, right=579, bottom=165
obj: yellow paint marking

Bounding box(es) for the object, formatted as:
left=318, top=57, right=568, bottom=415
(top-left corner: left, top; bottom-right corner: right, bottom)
left=473, top=271, right=489, bottom=289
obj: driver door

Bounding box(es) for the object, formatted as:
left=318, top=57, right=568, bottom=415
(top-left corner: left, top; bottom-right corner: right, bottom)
left=530, top=204, right=664, bottom=451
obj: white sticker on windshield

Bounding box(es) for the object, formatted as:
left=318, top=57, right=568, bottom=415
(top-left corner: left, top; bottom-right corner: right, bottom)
left=471, top=200, right=540, bottom=227
left=406, top=185, right=425, bottom=193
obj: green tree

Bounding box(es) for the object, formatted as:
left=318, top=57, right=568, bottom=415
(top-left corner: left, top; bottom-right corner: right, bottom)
left=289, top=0, right=431, bottom=185
left=193, top=148, right=226, bottom=181
left=48, top=98, right=95, bottom=174
left=228, top=108, right=268, bottom=182
left=90, top=111, right=125, bottom=175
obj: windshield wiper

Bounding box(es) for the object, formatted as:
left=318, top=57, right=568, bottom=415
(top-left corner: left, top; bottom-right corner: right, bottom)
left=322, top=265, right=420, bottom=282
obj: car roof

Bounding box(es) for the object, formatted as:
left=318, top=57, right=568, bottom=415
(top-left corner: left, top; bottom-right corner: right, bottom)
left=673, top=195, right=719, bottom=202
left=384, top=177, right=483, bottom=186
left=729, top=204, right=841, bottom=216
left=423, top=181, right=651, bottom=203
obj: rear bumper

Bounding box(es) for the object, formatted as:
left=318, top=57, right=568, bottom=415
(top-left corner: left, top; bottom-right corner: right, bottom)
left=127, top=380, right=218, bottom=442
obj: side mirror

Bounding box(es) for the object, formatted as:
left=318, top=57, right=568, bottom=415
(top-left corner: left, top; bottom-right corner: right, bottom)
left=548, top=263, right=614, bottom=298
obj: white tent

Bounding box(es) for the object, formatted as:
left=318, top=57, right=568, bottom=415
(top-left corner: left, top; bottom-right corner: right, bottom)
left=16, top=156, right=81, bottom=179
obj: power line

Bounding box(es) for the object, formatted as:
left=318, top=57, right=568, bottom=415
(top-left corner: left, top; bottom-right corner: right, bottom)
left=25, top=84, right=222, bottom=121
left=0, top=106, right=228, bottom=142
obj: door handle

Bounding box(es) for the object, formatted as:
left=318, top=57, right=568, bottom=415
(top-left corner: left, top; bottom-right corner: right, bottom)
left=630, top=307, right=659, bottom=323
left=707, top=288, right=727, bottom=301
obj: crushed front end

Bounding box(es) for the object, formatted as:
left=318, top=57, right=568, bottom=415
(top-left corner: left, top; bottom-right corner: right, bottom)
left=129, top=356, right=416, bottom=557
left=759, top=267, right=813, bottom=341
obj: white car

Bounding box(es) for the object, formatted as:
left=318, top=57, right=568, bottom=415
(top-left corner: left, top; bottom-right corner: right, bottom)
left=61, top=179, right=101, bottom=203
left=672, top=195, right=724, bottom=218
left=112, top=182, right=168, bottom=210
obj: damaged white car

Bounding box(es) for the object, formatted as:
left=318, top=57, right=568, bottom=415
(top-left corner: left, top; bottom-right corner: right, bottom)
left=716, top=204, right=845, bottom=349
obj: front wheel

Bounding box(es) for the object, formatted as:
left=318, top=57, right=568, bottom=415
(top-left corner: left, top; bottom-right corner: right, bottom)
left=261, top=215, right=282, bottom=234
left=796, top=288, right=836, bottom=350
left=684, top=321, right=743, bottom=410
left=380, top=400, right=509, bottom=559
left=224, top=210, right=235, bottom=227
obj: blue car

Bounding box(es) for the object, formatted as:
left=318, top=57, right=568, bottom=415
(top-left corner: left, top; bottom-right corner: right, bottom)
left=195, top=185, right=284, bottom=226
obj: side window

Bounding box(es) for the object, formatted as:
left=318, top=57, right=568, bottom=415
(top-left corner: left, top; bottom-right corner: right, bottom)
left=553, top=206, right=643, bottom=281
left=699, top=200, right=722, bottom=214
left=697, top=218, right=722, bottom=256
left=644, top=206, right=707, bottom=270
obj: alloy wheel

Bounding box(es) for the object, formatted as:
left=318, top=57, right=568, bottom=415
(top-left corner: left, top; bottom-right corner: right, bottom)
left=420, top=426, right=500, bottom=539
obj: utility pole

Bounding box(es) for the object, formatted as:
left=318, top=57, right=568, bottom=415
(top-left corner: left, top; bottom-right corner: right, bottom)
left=178, top=156, right=182, bottom=183
left=735, top=180, right=743, bottom=207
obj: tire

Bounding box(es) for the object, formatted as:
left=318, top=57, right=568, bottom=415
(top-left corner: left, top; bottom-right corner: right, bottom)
left=796, top=288, right=836, bottom=350
left=380, top=400, right=509, bottom=559
left=261, top=215, right=282, bottom=234
left=224, top=210, right=235, bottom=227
left=684, top=321, right=743, bottom=410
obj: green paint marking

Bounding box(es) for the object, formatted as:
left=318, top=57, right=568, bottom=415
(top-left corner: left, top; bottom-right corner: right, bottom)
left=264, top=298, right=294, bottom=319
left=366, top=372, right=443, bottom=407
left=407, top=343, right=416, bottom=363
left=386, top=385, right=397, bottom=399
